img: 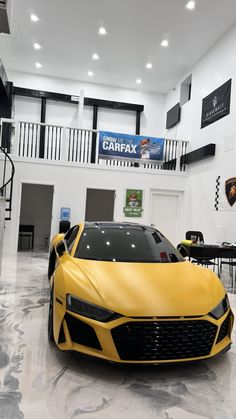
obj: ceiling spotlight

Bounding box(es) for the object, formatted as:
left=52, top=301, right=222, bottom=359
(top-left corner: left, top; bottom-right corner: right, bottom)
left=146, top=62, right=153, bottom=69
left=92, top=53, right=99, bottom=60
left=30, top=14, right=39, bottom=22
left=88, top=71, right=94, bottom=76
left=161, top=39, right=169, bottom=47
left=186, top=1, right=195, bottom=10
left=136, top=78, right=142, bottom=84
left=35, top=62, right=42, bottom=68
left=34, top=43, right=41, bottom=50
left=98, top=27, right=107, bottom=35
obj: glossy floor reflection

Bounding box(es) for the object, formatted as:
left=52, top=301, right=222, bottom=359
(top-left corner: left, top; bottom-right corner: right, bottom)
left=0, top=252, right=235, bottom=419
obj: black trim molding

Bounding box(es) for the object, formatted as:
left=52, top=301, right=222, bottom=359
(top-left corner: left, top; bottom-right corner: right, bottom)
left=13, top=86, right=144, bottom=112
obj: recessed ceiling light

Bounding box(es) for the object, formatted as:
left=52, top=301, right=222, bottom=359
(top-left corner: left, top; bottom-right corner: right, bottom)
left=92, top=53, right=99, bottom=60
left=30, top=14, right=39, bottom=22
left=146, top=62, right=153, bottom=69
left=161, top=39, right=169, bottom=47
left=98, top=27, right=107, bottom=35
left=88, top=71, right=94, bottom=76
left=35, top=62, right=42, bottom=68
left=34, top=43, right=41, bottom=50
left=186, top=1, right=195, bottom=10
left=136, top=78, right=142, bottom=84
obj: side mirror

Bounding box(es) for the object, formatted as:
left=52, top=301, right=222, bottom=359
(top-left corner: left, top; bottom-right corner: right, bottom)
left=56, top=241, right=66, bottom=257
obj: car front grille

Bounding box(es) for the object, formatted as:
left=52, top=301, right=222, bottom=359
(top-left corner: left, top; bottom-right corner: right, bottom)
left=111, top=320, right=217, bottom=361
left=216, top=313, right=230, bottom=344
left=65, top=313, right=102, bottom=350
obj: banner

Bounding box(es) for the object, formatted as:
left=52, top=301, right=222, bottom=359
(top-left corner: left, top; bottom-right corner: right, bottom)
left=201, top=79, right=231, bottom=129
left=124, top=189, right=143, bottom=217
left=99, top=131, right=164, bottom=163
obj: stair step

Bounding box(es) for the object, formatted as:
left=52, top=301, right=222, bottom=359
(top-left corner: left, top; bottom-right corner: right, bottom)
left=5, top=208, right=12, bottom=212
left=5, top=217, right=11, bottom=221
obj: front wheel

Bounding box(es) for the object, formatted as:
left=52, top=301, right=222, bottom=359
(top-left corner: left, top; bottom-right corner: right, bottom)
left=48, top=287, right=54, bottom=342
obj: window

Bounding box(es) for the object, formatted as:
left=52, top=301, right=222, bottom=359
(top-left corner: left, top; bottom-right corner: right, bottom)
left=64, top=225, right=79, bottom=253
left=180, top=74, right=192, bottom=106
left=74, top=224, right=183, bottom=263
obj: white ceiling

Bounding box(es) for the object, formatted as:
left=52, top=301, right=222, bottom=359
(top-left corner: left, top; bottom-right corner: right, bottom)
left=1, top=0, right=236, bottom=93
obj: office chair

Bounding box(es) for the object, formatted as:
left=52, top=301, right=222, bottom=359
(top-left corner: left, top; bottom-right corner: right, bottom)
left=220, top=244, right=236, bottom=289
left=185, top=231, right=217, bottom=270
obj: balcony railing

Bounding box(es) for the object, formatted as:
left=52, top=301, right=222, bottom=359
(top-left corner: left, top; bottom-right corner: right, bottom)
left=0, top=119, right=189, bottom=172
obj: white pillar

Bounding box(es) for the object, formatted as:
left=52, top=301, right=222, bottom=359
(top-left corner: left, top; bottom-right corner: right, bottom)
left=78, top=89, right=84, bottom=129
left=0, top=197, right=6, bottom=276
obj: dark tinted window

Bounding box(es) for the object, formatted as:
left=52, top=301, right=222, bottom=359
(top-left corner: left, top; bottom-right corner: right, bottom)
left=74, top=225, right=183, bottom=263
left=64, top=225, right=79, bottom=253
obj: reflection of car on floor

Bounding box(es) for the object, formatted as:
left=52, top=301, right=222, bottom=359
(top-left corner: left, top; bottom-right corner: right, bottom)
left=48, top=222, right=234, bottom=364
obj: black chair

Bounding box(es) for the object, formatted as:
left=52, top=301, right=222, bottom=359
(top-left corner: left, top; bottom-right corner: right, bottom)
left=220, top=244, right=236, bottom=289
left=18, top=225, right=34, bottom=250
left=185, top=230, right=217, bottom=270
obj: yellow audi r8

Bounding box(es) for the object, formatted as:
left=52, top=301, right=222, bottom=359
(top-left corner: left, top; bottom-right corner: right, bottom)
left=48, top=222, right=234, bottom=364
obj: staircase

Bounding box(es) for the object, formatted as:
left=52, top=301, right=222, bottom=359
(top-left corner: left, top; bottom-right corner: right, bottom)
left=0, top=146, right=15, bottom=220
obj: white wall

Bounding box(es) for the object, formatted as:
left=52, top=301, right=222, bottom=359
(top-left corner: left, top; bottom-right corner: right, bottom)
left=165, top=24, right=236, bottom=244
left=8, top=70, right=165, bottom=137
left=3, top=157, right=188, bottom=253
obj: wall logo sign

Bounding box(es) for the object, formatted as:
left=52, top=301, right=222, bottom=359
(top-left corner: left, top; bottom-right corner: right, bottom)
left=214, top=175, right=236, bottom=212
left=60, top=207, right=71, bottom=221
left=225, top=177, right=236, bottom=207
left=99, top=131, right=164, bottom=163
left=201, top=79, right=231, bottom=129
left=124, top=189, right=143, bottom=217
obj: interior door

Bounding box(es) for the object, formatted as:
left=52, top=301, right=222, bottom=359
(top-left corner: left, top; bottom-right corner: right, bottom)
left=151, top=193, right=179, bottom=245
left=85, top=188, right=115, bottom=222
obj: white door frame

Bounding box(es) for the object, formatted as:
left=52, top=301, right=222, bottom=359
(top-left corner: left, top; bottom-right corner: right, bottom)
left=149, top=189, right=184, bottom=245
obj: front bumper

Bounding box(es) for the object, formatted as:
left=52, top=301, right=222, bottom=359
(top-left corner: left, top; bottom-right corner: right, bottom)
left=54, top=296, right=234, bottom=364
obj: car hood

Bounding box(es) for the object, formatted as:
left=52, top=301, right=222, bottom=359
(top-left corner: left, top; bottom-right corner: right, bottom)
left=64, top=259, right=225, bottom=317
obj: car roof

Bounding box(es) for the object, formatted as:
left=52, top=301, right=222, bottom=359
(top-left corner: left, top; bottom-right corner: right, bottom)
left=84, top=222, right=154, bottom=230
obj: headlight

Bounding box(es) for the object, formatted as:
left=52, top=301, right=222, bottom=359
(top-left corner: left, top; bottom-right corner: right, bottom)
left=66, top=294, right=122, bottom=322
left=208, top=294, right=230, bottom=319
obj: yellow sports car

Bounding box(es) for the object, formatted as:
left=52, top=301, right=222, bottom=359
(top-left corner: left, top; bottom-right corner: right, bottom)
left=48, top=222, right=234, bottom=364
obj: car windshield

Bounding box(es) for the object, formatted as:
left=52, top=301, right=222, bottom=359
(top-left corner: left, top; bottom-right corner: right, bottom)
left=74, top=224, right=184, bottom=263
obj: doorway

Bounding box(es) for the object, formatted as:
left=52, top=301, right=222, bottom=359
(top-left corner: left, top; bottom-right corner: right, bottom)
left=85, top=188, right=115, bottom=222
left=18, top=183, right=54, bottom=251
left=150, top=192, right=181, bottom=246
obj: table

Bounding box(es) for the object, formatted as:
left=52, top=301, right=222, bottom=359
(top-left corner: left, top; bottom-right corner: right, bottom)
left=177, top=243, right=236, bottom=282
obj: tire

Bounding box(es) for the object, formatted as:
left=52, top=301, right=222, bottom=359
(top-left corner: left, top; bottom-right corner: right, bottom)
left=48, top=287, right=54, bottom=342
left=48, top=248, right=56, bottom=279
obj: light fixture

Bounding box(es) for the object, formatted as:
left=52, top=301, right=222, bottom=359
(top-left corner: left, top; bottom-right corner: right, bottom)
left=98, top=27, right=107, bottom=35
left=146, top=62, right=152, bottom=69
left=30, top=14, right=39, bottom=22
left=34, top=43, right=41, bottom=50
left=186, top=1, right=195, bottom=10
left=88, top=71, right=94, bottom=76
left=136, top=78, right=142, bottom=84
left=161, top=39, right=169, bottom=47
left=35, top=62, right=42, bottom=68
left=92, top=53, right=99, bottom=60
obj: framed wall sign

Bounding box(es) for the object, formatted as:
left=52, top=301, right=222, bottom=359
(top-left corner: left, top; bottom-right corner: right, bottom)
left=60, top=207, right=71, bottom=221
left=123, top=189, right=143, bottom=217
left=201, top=79, right=231, bottom=129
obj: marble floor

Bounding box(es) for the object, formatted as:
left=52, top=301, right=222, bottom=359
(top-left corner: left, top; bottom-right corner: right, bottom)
left=0, top=252, right=236, bottom=419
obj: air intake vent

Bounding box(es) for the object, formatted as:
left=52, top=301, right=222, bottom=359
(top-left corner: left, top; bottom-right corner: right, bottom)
left=0, top=0, right=10, bottom=34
